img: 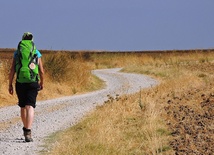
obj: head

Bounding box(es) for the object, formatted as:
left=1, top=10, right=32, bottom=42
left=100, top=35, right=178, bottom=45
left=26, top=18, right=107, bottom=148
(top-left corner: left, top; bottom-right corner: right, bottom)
left=22, top=32, right=33, bottom=41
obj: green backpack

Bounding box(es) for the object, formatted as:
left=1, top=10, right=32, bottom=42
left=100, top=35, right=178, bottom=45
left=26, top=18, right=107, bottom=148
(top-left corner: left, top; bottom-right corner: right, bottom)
left=15, top=40, right=39, bottom=83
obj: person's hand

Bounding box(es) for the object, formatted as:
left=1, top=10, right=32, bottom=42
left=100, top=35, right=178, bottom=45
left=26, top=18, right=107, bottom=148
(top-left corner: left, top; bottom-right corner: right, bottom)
left=8, top=85, right=13, bottom=95
left=39, top=82, right=43, bottom=91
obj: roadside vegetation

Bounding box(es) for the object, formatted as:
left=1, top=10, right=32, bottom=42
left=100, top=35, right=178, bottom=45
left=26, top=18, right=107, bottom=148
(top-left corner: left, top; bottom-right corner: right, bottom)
left=0, top=49, right=214, bottom=154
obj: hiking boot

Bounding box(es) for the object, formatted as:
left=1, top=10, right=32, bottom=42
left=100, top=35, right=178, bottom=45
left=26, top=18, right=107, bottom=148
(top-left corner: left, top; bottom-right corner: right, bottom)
left=23, top=127, right=33, bottom=142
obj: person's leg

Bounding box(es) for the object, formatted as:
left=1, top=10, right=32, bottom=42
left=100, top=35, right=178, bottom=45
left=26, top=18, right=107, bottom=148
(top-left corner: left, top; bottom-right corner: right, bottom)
left=21, top=107, right=27, bottom=128
left=18, top=82, right=38, bottom=142
left=22, top=105, right=34, bottom=142
left=16, top=82, right=29, bottom=140
left=25, top=105, right=34, bottom=129
left=21, top=105, right=34, bottom=129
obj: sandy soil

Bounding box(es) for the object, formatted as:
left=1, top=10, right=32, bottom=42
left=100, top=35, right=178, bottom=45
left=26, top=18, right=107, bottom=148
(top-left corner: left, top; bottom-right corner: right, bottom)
left=0, top=68, right=157, bottom=155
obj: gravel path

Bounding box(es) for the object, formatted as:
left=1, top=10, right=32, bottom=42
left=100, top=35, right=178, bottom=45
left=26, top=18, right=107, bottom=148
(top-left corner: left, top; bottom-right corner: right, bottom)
left=0, top=68, right=158, bottom=155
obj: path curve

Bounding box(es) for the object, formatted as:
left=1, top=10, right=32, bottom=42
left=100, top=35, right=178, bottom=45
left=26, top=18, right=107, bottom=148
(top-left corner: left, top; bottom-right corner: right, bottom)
left=0, top=68, right=158, bottom=155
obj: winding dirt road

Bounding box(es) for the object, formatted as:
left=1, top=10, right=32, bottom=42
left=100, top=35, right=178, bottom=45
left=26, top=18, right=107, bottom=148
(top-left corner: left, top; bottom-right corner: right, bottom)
left=0, top=68, right=157, bottom=155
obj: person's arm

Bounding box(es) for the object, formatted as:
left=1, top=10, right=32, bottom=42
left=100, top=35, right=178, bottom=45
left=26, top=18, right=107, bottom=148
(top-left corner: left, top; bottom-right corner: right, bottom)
left=8, top=58, right=16, bottom=95
left=38, top=58, right=44, bottom=90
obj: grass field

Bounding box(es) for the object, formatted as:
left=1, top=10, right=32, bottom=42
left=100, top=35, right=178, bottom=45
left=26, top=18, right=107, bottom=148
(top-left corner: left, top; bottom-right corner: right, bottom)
left=0, top=49, right=214, bottom=154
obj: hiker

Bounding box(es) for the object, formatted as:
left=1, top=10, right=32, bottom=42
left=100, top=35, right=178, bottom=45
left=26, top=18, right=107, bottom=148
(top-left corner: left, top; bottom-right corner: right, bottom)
left=8, top=32, right=44, bottom=142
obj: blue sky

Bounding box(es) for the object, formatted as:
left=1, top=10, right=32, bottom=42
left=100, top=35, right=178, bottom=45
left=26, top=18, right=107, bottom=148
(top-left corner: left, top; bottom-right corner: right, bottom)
left=1, top=0, right=214, bottom=51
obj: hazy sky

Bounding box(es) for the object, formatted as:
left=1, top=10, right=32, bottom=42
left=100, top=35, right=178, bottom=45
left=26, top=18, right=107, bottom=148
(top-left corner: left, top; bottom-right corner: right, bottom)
left=1, top=0, right=214, bottom=51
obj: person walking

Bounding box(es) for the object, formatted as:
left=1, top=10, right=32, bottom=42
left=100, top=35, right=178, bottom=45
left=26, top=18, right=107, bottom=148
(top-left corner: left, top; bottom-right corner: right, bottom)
left=8, top=32, right=44, bottom=142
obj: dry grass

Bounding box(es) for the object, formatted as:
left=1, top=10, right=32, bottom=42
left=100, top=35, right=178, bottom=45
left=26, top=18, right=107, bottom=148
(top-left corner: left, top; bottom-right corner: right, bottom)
left=0, top=51, right=104, bottom=107
left=1, top=49, right=214, bottom=154
left=43, top=51, right=214, bottom=155
left=0, top=59, right=17, bottom=106
left=44, top=91, right=172, bottom=155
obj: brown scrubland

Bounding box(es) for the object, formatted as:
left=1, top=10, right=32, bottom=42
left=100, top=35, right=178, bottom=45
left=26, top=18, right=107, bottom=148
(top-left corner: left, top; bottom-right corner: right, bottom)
left=0, top=49, right=213, bottom=154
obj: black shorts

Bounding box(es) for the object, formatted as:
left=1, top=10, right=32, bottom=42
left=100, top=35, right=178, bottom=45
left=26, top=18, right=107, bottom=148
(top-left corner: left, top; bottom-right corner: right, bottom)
left=15, top=82, right=39, bottom=108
